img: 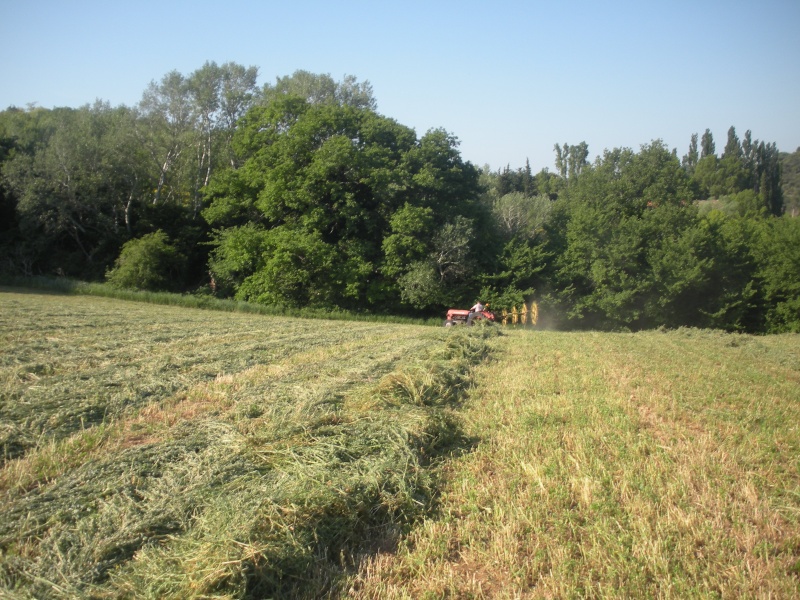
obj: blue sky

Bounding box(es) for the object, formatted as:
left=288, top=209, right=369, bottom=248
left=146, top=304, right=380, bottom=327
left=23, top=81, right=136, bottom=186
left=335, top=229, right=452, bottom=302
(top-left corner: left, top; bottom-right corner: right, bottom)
left=2, top=0, right=798, bottom=172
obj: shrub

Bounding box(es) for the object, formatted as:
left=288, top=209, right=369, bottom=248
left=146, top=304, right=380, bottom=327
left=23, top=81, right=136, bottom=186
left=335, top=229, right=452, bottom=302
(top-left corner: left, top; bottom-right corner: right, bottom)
left=106, top=231, right=186, bottom=292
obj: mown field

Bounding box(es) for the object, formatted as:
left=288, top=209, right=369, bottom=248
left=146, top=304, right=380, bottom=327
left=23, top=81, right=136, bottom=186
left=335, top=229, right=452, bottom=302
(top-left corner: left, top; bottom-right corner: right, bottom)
left=1, top=290, right=799, bottom=598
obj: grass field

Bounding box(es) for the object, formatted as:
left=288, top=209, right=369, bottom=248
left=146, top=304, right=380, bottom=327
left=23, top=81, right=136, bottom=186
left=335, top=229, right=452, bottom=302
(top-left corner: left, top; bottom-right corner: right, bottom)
left=352, top=329, right=800, bottom=598
left=1, top=290, right=799, bottom=598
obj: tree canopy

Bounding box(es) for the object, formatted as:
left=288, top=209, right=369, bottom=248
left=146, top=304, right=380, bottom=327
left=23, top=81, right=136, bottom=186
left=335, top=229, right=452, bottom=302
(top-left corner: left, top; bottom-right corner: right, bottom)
left=203, top=97, right=483, bottom=311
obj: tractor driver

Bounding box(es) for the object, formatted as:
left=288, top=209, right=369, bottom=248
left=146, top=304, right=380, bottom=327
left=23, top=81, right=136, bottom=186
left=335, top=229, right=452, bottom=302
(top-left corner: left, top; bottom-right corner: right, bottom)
left=467, top=300, right=485, bottom=325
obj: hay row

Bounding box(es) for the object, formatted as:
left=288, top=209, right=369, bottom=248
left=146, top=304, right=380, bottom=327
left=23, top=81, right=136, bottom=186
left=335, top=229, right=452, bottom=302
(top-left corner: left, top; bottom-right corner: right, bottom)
left=0, top=292, right=497, bottom=598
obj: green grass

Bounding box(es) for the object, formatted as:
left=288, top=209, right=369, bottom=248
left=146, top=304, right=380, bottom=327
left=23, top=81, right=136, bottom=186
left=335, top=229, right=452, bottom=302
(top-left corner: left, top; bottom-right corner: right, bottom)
left=0, top=277, right=436, bottom=325
left=2, top=289, right=799, bottom=598
left=352, top=329, right=800, bottom=598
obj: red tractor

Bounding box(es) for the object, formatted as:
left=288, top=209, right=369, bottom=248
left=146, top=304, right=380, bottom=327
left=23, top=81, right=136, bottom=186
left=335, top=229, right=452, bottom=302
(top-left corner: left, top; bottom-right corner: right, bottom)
left=443, top=307, right=496, bottom=327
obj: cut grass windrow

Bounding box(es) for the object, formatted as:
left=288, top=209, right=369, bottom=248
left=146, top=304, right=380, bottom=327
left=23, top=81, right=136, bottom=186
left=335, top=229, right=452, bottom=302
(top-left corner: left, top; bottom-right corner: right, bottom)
left=0, top=291, right=430, bottom=463
left=0, top=291, right=497, bottom=599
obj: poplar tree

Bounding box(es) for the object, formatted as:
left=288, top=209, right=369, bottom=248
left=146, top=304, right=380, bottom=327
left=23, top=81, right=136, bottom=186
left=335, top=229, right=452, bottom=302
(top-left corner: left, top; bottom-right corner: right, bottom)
left=700, top=128, right=715, bottom=158
left=723, top=126, right=742, bottom=159
left=682, top=133, right=699, bottom=175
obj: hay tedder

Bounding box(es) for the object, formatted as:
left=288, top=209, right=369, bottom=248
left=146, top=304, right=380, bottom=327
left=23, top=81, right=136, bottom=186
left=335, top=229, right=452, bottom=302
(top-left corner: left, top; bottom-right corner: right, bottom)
left=443, top=307, right=496, bottom=327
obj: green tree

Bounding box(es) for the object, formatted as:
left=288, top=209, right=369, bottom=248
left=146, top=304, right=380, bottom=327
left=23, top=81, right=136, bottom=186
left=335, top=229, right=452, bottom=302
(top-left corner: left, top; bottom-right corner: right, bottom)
left=522, top=158, right=535, bottom=196
left=2, top=104, right=137, bottom=277
left=206, top=222, right=270, bottom=296
left=779, top=148, right=800, bottom=217
left=106, top=230, right=186, bottom=291
left=186, top=61, right=260, bottom=210
left=700, top=215, right=763, bottom=331
left=723, top=125, right=742, bottom=159
left=137, top=70, right=194, bottom=206
left=431, top=215, right=474, bottom=283
left=232, top=226, right=335, bottom=307
left=742, top=130, right=755, bottom=172
left=492, top=192, right=552, bottom=240
left=0, top=110, right=27, bottom=274
left=138, top=62, right=259, bottom=212
left=754, top=141, right=783, bottom=216
left=693, top=154, right=719, bottom=198
left=204, top=98, right=481, bottom=312
left=218, top=62, right=260, bottom=167
left=691, top=127, right=784, bottom=215
left=682, top=133, right=699, bottom=176
left=535, top=167, right=562, bottom=200
left=752, top=216, right=800, bottom=332
left=492, top=160, right=538, bottom=198
left=700, top=128, right=715, bottom=158
left=549, top=139, right=770, bottom=332
left=261, top=70, right=376, bottom=110
left=548, top=141, right=714, bottom=329
left=554, top=142, right=589, bottom=182
left=381, top=204, right=435, bottom=278
left=397, top=215, right=475, bottom=309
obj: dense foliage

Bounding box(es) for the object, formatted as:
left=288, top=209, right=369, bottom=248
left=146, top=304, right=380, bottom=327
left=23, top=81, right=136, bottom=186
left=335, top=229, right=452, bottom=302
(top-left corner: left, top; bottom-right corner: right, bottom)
left=1, top=63, right=798, bottom=332
left=105, top=230, right=186, bottom=292
left=203, top=98, right=486, bottom=312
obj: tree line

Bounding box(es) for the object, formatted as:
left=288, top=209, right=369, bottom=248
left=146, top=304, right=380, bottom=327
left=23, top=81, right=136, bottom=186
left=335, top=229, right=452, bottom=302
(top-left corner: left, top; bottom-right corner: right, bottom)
left=1, top=62, right=798, bottom=332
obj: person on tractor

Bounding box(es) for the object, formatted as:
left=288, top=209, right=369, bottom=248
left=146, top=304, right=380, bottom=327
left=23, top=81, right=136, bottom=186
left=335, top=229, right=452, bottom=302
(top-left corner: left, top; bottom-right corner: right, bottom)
left=466, top=300, right=485, bottom=325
